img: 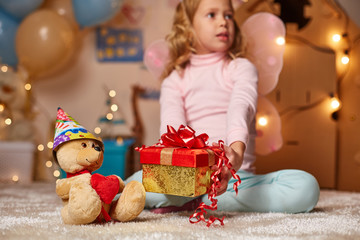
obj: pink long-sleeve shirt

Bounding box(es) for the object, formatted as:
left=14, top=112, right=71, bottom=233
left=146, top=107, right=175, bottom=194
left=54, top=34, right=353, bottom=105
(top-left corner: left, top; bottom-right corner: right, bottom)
left=160, top=52, right=258, bottom=172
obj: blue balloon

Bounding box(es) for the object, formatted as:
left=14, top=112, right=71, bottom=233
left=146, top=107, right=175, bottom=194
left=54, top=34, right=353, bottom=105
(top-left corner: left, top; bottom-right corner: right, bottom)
left=0, top=0, right=43, bottom=20
left=72, top=0, right=124, bottom=27
left=0, top=10, right=18, bottom=67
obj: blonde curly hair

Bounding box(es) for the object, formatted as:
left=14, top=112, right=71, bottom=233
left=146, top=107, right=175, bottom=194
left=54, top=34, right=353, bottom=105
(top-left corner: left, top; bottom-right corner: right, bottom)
left=161, top=0, right=244, bottom=80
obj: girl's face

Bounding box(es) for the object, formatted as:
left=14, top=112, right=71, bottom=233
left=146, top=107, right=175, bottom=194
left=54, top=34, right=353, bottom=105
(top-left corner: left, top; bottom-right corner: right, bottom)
left=192, top=0, right=235, bottom=55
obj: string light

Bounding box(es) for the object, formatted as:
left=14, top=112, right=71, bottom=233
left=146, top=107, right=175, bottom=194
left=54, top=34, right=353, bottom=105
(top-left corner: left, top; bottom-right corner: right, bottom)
left=111, top=104, right=118, bottom=112
left=106, top=113, right=114, bottom=120
left=37, top=144, right=45, bottom=151
left=4, top=118, right=12, bottom=125
left=94, top=127, right=102, bottom=134
left=341, top=55, right=349, bottom=65
left=47, top=142, right=53, bottom=149
left=332, top=34, right=341, bottom=42
left=330, top=97, right=341, bottom=111
left=12, top=175, right=19, bottom=182
left=45, top=161, right=53, bottom=168
left=53, top=170, right=61, bottom=178
left=258, top=116, right=268, bottom=126
left=276, top=37, right=285, bottom=46
left=0, top=104, right=4, bottom=112
left=278, top=0, right=360, bottom=122
left=24, top=83, right=32, bottom=91
left=109, top=90, right=116, bottom=97
left=0, top=65, right=8, bottom=72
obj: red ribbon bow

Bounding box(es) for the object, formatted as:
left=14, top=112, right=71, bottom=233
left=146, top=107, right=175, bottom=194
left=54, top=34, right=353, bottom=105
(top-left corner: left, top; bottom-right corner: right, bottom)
left=160, top=125, right=209, bottom=149
left=159, top=125, right=242, bottom=227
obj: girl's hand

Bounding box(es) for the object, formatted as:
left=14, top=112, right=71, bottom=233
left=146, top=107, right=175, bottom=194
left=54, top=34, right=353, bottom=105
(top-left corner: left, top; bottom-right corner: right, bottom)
left=211, top=141, right=245, bottom=196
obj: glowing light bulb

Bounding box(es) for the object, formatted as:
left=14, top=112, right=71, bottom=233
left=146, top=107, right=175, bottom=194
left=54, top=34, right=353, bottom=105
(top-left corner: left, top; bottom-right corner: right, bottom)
left=47, top=142, right=53, bottom=149
left=1, top=65, right=8, bottom=72
left=341, top=56, right=349, bottom=65
left=12, top=175, right=19, bottom=182
left=46, top=161, right=53, bottom=168
left=24, top=83, right=32, bottom=91
left=258, top=116, right=268, bottom=126
left=106, top=113, right=114, bottom=120
left=109, top=90, right=116, bottom=97
left=111, top=104, right=118, bottom=112
left=330, top=97, right=341, bottom=110
left=0, top=104, right=4, bottom=112
left=332, top=34, right=341, bottom=42
left=53, top=170, right=61, bottom=178
left=37, top=144, right=45, bottom=151
left=94, top=127, right=102, bottom=134
left=5, top=118, right=12, bottom=125
left=275, top=37, right=285, bottom=46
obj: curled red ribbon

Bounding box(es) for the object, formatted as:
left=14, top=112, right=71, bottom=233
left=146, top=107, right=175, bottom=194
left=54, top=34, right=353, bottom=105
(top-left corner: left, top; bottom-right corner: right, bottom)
left=158, top=125, right=242, bottom=227
left=189, top=140, right=241, bottom=227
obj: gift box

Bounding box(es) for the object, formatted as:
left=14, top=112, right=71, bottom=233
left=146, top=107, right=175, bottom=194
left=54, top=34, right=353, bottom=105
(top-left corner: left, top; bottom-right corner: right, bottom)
left=138, top=125, right=242, bottom=227
left=140, top=146, right=217, bottom=197
left=0, top=141, right=35, bottom=183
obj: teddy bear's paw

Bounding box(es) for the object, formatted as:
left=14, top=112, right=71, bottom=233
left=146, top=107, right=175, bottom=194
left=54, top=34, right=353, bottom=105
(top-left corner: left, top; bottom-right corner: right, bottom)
left=110, top=181, right=146, bottom=222
left=66, top=185, right=102, bottom=224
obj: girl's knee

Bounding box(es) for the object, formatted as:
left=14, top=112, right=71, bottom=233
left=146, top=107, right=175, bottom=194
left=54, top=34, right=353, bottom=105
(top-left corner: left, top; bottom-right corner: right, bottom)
left=281, top=170, right=320, bottom=213
left=297, top=171, right=320, bottom=212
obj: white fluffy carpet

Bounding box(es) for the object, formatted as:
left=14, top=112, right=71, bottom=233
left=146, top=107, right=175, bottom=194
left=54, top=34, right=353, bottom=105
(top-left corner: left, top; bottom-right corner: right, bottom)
left=1, top=182, right=359, bottom=240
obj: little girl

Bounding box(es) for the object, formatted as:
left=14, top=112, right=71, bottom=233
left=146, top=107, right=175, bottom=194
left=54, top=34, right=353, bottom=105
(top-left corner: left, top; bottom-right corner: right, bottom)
left=128, top=0, right=320, bottom=213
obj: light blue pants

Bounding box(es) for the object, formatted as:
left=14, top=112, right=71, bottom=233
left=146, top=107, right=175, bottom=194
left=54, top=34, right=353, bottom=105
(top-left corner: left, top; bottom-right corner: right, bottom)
left=126, top=169, right=320, bottom=213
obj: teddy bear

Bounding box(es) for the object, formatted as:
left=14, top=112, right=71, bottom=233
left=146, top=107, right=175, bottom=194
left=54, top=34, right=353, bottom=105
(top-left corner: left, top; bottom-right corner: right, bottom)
left=53, top=107, right=146, bottom=225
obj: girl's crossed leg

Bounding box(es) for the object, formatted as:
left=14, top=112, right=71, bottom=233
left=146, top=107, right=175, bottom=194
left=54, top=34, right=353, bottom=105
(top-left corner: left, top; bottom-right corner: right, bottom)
left=126, top=169, right=320, bottom=213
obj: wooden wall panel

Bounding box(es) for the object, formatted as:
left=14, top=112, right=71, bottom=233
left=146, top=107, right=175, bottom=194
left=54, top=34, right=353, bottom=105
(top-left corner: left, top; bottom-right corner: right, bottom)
left=255, top=43, right=337, bottom=189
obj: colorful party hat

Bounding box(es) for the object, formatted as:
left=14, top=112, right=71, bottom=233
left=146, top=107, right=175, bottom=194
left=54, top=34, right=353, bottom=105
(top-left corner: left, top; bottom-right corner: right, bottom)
left=53, top=107, right=103, bottom=151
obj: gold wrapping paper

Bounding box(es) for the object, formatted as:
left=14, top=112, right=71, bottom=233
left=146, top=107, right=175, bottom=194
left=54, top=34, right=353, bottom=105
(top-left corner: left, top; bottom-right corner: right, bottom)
left=142, top=164, right=212, bottom=197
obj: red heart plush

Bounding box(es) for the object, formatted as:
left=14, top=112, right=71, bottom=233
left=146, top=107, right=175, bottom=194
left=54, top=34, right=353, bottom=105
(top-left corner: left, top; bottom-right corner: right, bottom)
left=90, top=174, right=120, bottom=204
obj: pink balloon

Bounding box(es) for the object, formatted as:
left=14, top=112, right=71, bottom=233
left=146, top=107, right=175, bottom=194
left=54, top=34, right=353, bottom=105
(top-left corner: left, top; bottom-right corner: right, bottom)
left=255, top=96, right=283, bottom=155
left=241, top=12, right=286, bottom=96
left=144, top=39, right=169, bottom=80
